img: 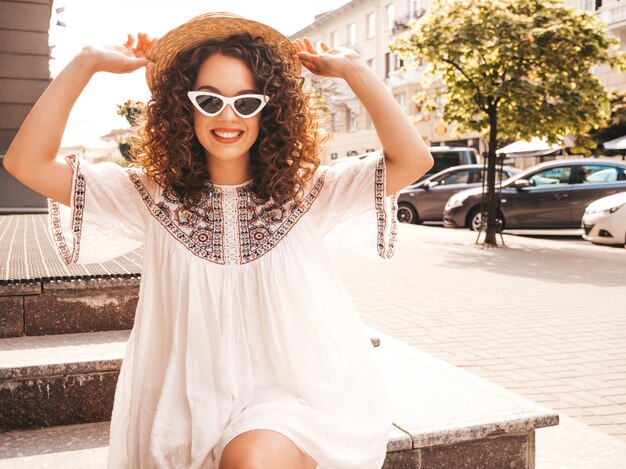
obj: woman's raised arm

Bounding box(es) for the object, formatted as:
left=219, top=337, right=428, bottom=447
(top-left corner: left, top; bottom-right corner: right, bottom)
left=3, top=36, right=154, bottom=206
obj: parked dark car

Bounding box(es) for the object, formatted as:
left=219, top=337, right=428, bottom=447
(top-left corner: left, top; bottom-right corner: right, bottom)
left=442, top=159, right=626, bottom=231
left=419, top=146, right=480, bottom=182
left=397, top=164, right=521, bottom=224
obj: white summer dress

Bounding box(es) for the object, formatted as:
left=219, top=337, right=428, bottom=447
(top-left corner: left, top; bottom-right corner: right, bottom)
left=47, top=152, right=400, bottom=469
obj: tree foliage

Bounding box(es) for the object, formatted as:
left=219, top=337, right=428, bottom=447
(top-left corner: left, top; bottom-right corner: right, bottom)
left=389, top=0, right=626, bottom=245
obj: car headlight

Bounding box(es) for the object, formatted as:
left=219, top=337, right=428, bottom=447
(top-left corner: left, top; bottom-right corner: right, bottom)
left=588, top=202, right=626, bottom=214
left=606, top=203, right=625, bottom=214
left=445, top=194, right=470, bottom=210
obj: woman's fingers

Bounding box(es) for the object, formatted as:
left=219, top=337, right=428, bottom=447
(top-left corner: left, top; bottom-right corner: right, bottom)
left=124, top=34, right=135, bottom=50
left=320, top=41, right=330, bottom=53
left=123, top=32, right=157, bottom=57
left=303, top=37, right=317, bottom=54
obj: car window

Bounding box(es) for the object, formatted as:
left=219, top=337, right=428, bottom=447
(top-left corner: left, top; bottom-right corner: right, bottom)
left=528, top=166, right=572, bottom=186
left=575, top=165, right=625, bottom=183
left=431, top=152, right=462, bottom=173
left=438, top=169, right=471, bottom=185
left=472, top=169, right=514, bottom=184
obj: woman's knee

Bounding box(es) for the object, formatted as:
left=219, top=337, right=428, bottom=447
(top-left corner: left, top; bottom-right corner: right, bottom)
left=218, top=429, right=315, bottom=469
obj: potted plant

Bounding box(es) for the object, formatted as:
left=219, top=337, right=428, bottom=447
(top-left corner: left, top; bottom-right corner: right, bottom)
left=115, top=99, right=145, bottom=161
left=116, top=99, right=145, bottom=126
left=116, top=135, right=132, bottom=161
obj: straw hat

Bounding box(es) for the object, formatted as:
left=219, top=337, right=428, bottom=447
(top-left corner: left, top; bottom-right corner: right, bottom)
left=145, top=11, right=300, bottom=93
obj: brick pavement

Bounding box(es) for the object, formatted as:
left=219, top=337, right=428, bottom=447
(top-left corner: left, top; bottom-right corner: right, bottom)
left=326, top=223, right=626, bottom=443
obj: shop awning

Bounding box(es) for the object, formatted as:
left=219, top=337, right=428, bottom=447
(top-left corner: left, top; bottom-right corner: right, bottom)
left=496, top=137, right=563, bottom=157
left=602, top=135, right=626, bottom=151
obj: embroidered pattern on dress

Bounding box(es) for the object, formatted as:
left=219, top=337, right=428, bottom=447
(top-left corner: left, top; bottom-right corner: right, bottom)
left=238, top=176, right=326, bottom=264
left=48, top=153, right=85, bottom=265
left=375, top=156, right=399, bottom=259
left=127, top=175, right=325, bottom=265
left=222, top=186, right=242, bottom=265
left=127, top=175, right=225, bottom=263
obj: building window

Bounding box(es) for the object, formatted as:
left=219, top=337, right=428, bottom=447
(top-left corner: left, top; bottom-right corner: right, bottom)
left=331, top=152, right=338, bottom=160
left=385, top=3, right=395, bottom=31
left=330, top=30, right=338, bottom=48
left=584, top=0, right=602, bottom=10
left=347, top=108, right=356, bottom=131
left=394, top=92, right=407, bottom=111
left=367, top=58, right=375, bottom=72
left=396, top=55, right=404, bottom=70
left=366, top=12, right=376, bottom=38
left=347, top=22, right=356, bottom=46
left=409, top=0, right=423, bottom=17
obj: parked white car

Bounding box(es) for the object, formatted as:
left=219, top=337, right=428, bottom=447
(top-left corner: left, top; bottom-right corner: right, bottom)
left=582, top=191, right=626, bottom=246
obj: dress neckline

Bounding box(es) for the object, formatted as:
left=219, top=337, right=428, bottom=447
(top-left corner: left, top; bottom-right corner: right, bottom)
left=205, top=178, right=254, bottom=189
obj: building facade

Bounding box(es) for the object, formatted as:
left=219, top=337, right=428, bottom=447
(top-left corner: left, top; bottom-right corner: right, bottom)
left=289, top=0, right=484, bottom=163
left=565, top=0, right=626, bottom=92
left=291, top=0, right=626, bottom=163
left=0, top=0, right=54, bottom=213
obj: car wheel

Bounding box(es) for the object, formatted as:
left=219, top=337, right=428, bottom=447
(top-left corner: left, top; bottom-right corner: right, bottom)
left=397, top=202, right=419, bottom=224
left=467, top=208, right=504, bottom=232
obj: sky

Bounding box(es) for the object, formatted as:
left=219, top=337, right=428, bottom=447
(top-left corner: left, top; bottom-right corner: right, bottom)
left=49, top=0, right=350, bottom=147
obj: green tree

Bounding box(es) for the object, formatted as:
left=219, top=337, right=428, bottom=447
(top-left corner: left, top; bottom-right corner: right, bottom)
left=588, top=91, right=626, bottom=154
left=389, top=0, right=626, bottom=247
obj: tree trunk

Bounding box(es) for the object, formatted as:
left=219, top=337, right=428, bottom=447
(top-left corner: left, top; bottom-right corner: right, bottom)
left=483, top=103, right=499, bottom=246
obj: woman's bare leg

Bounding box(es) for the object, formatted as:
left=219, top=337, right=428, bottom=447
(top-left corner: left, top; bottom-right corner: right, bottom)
left=219, top=429, right=318, bottom=469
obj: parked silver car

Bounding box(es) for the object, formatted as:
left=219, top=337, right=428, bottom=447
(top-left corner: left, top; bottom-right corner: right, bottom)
left=397, top=164, right=520, bottom=224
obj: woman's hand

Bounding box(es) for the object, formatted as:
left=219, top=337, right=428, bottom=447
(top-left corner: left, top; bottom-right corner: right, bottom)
left=82, top=32, right=158, bottom=75
left=292, top=37, right=365, bottom=80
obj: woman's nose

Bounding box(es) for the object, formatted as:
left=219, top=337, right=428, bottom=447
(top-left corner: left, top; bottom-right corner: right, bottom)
left=220, top=103, right=238, bottom=120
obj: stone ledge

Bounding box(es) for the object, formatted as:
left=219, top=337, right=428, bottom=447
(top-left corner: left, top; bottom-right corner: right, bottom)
left=0, top=283, right=139, bottom=337
left=0, top=329, right=380, bottom=430
left=0, top=277, right=141, bottom=296
left=0, top=282, right=41, bottom=296
left=42, top=277, right=141, bottom=292
left=0, top=330, right=128, bottom=380
left=367, top=325, right=559, bottom=456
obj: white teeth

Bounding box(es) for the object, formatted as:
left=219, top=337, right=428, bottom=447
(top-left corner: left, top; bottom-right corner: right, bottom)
left=213, top=130, right=243, bottom=138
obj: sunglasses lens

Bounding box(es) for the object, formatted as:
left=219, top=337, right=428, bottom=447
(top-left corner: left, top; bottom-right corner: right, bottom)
left=234, top=97, right=263, bottom=116
left=195, top=94, right=224, bottom=114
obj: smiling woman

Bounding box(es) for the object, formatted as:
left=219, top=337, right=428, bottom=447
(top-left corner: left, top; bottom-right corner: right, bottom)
left=132, top=29, right=324, bottom=212
left=4, top=10, right=426, bottom=469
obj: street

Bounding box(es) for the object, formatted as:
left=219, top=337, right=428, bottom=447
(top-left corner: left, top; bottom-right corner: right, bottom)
left=326, top=222, right=626, bottom=443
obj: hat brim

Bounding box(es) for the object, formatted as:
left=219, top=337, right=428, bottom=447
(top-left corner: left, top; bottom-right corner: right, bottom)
left=145, top=12, right=301, bottom=93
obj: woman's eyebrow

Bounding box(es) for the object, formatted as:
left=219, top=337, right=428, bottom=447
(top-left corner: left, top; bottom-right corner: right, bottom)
left=197, top=84, right=258, bottom=94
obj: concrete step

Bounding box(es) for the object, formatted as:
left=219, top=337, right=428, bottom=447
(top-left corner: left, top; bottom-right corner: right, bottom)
left=0, top=421, right=109, bottom=468
left=0, top=330, right=127, bottom=430
left=0, top=278, right=139, bottom=338
left=2, top=411, right=624, bottom=469
left=371, top=327, right=558, bottom=468
left=0, top=329, right=380, bottom=431
left=3, top=329, right=618, bottom=468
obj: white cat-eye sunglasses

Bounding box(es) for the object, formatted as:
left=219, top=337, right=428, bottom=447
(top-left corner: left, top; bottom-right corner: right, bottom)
left=187, top=91, right=270, bottom=119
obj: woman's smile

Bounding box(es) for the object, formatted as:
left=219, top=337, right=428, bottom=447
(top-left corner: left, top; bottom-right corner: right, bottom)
left=211, top=127, right=245, bottom=144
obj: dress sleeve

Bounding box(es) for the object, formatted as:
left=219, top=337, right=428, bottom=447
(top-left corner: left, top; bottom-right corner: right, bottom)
left=47, top=153, right=154, bottom=265
left=309, top=152, right=400, bottom=260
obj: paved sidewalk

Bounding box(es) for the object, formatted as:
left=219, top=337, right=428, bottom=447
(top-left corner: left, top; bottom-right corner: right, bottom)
left=326, top=223, right=626, bottom=445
